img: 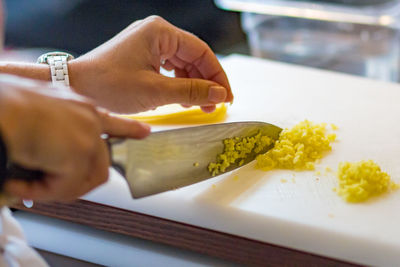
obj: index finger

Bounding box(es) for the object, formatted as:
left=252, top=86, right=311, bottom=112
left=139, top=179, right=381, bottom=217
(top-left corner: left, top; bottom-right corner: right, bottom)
left=96, top=107, right=151, bottom=139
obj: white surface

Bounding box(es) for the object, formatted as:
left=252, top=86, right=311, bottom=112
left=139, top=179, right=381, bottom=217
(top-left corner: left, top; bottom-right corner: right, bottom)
left=14, top=211, right=234, bottom=267
left=81, top=54, right=400, bottom=266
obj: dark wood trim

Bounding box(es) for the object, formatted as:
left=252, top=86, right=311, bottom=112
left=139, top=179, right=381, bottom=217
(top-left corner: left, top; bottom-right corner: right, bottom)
left=12, top=200, right=359, bottom=267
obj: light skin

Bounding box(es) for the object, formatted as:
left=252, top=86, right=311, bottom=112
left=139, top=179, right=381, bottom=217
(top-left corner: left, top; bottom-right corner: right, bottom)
left=0, top=15, right=233, bottom=201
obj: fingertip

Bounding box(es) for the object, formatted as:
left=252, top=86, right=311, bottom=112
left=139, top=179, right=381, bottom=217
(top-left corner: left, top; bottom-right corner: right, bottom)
left=100, top=111, right=151, bottom=139
left=130, top=121, right=151, bottom=139
left=4, top=179, right=43, bottom=200
left=201, top=105, right=216, bottom=113
left=225, top=94, right=234, bottom=104
left=225, top=89, right=234, bottom=103
left=208, top=86, right=227, bottom=104
left=4, top=180, right=27, bottom=199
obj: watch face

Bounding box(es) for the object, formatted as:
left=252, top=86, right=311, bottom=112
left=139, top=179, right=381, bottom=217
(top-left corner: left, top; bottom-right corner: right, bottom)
left=37, top=52, right=74, bottom=64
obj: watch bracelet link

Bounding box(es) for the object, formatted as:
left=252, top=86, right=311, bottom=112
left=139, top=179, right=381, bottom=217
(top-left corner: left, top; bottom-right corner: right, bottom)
left=37, top=52, right=74, bottom=87
left=48, top=55, right=70, bottom=87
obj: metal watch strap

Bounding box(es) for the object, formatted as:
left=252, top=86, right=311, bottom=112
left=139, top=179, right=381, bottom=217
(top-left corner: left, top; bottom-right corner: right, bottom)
left=48, top=55, right=70, bottom=87
left=37, top=52, right=74, bottom=87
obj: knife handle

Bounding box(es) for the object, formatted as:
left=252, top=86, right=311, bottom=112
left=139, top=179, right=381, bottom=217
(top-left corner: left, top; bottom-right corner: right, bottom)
left=1, top=137, right=116, bottom=191
left=0, top=163, right=45, bottom=191
left=7, top=163, right=45, bottom=181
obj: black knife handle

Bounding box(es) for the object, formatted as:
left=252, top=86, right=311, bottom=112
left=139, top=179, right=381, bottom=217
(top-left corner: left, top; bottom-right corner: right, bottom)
left=0, top=130, right=45, bottom=192
left=0, top=163, right=45, bottom=192
left=7, top=163, right=45, bottom=181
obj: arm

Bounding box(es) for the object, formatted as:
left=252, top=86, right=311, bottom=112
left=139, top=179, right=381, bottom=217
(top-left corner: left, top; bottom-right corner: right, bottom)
left=0, top=62, right=50, bottom=82
left=0, top=16, right=233, bottom=114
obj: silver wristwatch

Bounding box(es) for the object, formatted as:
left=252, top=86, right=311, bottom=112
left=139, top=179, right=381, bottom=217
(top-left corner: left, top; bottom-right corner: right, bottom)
left=37, top=52, right=75, bottom=87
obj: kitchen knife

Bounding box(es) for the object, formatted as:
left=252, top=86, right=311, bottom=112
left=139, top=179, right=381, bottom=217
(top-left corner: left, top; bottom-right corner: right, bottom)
left=6, top=122, right=282, bottom=199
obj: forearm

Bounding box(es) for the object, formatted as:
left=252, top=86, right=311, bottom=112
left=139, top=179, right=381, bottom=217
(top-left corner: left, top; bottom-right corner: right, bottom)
left=0, top=62, right=50, bottom=82
left=0, top=61, right=86, bottom=95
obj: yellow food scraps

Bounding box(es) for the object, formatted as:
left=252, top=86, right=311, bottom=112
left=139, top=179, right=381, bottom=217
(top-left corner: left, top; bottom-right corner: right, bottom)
left=256, top=120, right=336, bottom=171
left=335, top=160, right=399, bottom=203
left=208, top=132, right=274, bottom=176
left=193, top=162, right=199, bottom=167
left=280, top=178, right=288, bottom=183
left=330, top=123, right=339, bottom=130
left=121, top=103, right=227, bottom=125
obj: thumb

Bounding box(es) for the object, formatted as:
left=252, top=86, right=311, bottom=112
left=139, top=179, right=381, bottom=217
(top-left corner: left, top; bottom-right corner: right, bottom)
left=96, top=108, right=150, bottom=139
left=157, top=75, right=228, bottom=106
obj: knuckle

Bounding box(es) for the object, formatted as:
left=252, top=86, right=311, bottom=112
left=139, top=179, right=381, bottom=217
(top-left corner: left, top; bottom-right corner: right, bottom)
left=76, top=135, right=98, bottom=157
left=96, top=107, right=110, bottom=122
left=78, top=107, right=102, bottom=134
left=81, top=100, right=97, bottom=114
left=145, top=15, right=164, bottom=25
left=186, top=79, right=200, bottom=104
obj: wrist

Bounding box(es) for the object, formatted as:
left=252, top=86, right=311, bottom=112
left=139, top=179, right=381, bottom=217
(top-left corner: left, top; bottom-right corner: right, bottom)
left=67, top=58, right=84, bottom=92
left=68, top=57, right=102, bottom=97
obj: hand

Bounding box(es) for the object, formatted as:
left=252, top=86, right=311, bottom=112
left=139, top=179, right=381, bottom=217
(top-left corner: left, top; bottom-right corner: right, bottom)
left=69, top=16, right=233, bottom=114
left=0, top=75, right=150, bottom=201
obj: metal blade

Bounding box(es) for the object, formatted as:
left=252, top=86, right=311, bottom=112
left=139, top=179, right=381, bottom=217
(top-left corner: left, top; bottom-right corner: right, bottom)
left=111, top=122, right=282, bottom=198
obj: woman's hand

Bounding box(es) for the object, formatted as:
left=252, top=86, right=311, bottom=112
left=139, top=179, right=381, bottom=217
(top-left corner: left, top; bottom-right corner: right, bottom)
left=69, top=16, right=233, bottom=114
left=0, top=75, right=150, bottom=201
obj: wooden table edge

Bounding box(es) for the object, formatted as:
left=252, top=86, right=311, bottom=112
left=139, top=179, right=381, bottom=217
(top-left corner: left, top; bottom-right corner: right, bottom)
left=12, top=200, right=359, bottom=267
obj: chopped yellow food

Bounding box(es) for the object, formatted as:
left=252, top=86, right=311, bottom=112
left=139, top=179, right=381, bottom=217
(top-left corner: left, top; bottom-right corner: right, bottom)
left=208, top=131, right=274, bottom=176
left=325, top=166, right=333, bottom=172
left=280, top=178, right=288, bottom=183
left=330, top=123, right=339, bottom=130
left=256, top=120, right=336, bottom=171
left=336, top=160, right=399, bottom=203
left=193, top=162, right=199, bottom=167
left=315, top=171, right=321, bottom=175
left=121, top=103, right=227, bottom=125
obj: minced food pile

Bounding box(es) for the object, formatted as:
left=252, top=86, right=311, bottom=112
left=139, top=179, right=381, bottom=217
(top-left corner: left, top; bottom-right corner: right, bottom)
left=256, top=120, right=336, bottom=171
left=208, top=132, right=273, bottom=176
left=335, top=160, right=399, bottom=203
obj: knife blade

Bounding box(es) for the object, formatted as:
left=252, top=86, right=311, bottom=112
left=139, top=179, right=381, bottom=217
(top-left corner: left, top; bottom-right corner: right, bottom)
left=110, top=121, right=282, bottom=198
left=5, top=121, right=282, bottom=199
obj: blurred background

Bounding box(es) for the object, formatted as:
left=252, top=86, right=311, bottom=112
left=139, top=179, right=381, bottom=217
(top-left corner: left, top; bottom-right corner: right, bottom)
left=4, top=0, right=248, bottom=56
left=4, top=0, right=400, bottom=82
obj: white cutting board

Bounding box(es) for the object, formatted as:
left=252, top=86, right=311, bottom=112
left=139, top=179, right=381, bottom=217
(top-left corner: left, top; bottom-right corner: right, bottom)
left=82, top=54, right=400, bottom=266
